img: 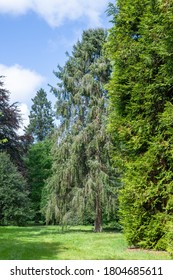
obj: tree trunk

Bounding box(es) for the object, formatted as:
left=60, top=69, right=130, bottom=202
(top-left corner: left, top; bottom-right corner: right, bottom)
left=94, top=192, right=102, bottom=232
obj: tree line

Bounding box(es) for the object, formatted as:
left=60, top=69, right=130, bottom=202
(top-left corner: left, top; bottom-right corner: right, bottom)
left=0, top=0, right=173, bottom=255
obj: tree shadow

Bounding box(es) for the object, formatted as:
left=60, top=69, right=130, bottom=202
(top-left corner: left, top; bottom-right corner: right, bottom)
left=0, top=226, right=69, bottom=260
left=0, top=225, right=121, bottom=238
left=0, top=225, right=122, bottom=260
left=102, top=227, right=122, bottom=233
left=0, top=238, right=67, bottom=260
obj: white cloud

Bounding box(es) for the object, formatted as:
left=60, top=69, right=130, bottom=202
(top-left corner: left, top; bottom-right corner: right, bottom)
left=0, top=0, right=109, bottom=27
left=0, top=64, right=44, bottom=104
left=0, top=64, right=44, bottom=134
left=0, top=0, right=32, bottom=15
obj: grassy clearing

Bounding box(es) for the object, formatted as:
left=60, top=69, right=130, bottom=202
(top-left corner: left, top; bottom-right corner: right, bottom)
left=0, top=226, right=171, bottom=260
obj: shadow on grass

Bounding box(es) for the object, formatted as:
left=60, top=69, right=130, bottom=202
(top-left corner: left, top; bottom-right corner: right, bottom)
left=102, top=227, right=122, bottom=233
left=0, top=238, right=67, bottom=260
left=0, top=225, right=122, bottom=239
left=0, top=225, right=122, bottom=260
left=0, top=226, right=69, bottom=260
left=34, top=228, right=94, bottom=236
left=0, top=226, right=171, bottom=260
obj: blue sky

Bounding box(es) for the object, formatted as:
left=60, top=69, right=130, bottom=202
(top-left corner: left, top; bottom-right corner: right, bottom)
left=0, top=0, right=112, bottom=133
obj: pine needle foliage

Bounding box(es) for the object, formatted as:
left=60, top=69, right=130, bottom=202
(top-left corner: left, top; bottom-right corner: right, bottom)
left=106, top=0, right=173, bottom=252
left=26, top=88, right=55, bottom=142
left=44, top=29, right=120, bottom=232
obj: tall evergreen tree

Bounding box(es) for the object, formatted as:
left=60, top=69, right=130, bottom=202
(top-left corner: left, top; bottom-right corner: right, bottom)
left=27, top=88, right=54, bottom=142
left=106, top=0, right=173, bottom=252
left=44, top=29, right=120, bottom=232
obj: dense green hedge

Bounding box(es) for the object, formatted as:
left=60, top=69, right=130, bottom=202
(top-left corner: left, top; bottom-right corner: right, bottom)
left=106, top=0, right=173, bottom=254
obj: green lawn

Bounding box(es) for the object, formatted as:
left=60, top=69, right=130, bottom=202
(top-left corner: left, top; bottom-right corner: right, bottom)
left=0, top=226, right=171, bottom=260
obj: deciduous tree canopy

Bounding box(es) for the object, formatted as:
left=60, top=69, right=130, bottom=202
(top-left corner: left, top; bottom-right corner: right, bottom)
left=26, top=139, right=53, bottom=223
left=0, top=152, right=32, bottom=225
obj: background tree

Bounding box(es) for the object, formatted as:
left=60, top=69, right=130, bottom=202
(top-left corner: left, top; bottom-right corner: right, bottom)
left=25, top=139, right=53, bottom=223
left=106, top=0, right=173, bottom=251
left=0, top=77, right=29, bottom=172
left=27, top=88, right=55, bottom=142
left=44, top=28, right=120, bottom=232
left=0, top=152, right=33, bottom=225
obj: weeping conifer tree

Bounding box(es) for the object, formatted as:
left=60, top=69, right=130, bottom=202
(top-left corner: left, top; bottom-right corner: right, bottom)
left=44, top=28, right=120, bottom=232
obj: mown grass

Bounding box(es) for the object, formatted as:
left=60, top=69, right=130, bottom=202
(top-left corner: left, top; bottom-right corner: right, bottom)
left=0, top=225, right=171, bottom=260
